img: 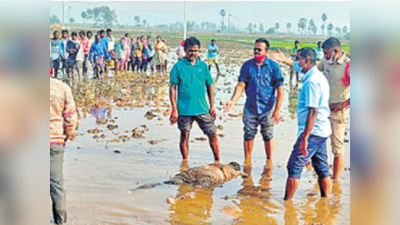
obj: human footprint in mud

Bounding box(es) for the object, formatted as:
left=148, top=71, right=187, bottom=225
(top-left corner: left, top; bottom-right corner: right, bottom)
left=169, top=37, right=221, bottom=162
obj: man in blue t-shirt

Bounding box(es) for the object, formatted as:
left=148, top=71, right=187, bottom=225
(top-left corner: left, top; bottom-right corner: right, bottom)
left=225, top=38, right=284, bottom=162
left=169, top=37, right=220, bottom=162
left=207, top=39, right=221, bottom=75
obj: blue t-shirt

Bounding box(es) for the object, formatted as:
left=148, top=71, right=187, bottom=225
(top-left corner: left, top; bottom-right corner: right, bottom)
left=208, top=44, right=218, bottom=58
left=239, top=58, right=284, bottom=116
left=170, top=58, right=214, bottom=116
left=297, top=67, right=331, bottom=138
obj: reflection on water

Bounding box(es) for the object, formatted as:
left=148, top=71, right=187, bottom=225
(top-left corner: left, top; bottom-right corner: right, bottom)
left=168, top=161, right=215, bottom=225
left=233, top=160, right=279, bottom=224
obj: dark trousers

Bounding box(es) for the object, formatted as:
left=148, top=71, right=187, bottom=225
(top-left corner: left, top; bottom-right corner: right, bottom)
left=50, top=144, right=67, bottom=224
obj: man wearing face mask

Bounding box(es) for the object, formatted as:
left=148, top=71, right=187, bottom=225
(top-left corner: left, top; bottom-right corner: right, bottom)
left=271, top=37, right=350, bottom=179
left=284, top=48, right=331, bottom=200
left=224, top=38, right=284, bottom=162
left=169, top=37, right=220, bottom=162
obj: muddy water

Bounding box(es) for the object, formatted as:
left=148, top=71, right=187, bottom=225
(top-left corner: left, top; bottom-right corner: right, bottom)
left=54, top=44, right=350, bottom=225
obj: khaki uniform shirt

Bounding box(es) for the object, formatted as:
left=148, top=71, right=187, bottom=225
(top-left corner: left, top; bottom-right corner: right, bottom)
left=318, top=52, right=350, bottom=104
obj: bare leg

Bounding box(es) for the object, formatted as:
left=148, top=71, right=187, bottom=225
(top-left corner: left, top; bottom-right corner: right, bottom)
left=244, top=140, right=254, bottom=160
left=264, top=139, right=274, bottom=160
left=284, top=178, right=300, bottom=201
left=180, top=131, right=190, bottom=160
left=318, top=177, right=331, bottom=198
left=333, top=156, right=344, bottom=179
left=208, top=133, right=220, bottom=162
left=215, top=64, right=220, bottom=75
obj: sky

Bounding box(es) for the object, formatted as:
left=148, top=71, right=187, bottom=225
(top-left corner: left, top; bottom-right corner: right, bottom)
left=50, top=1, right=350, bottom=31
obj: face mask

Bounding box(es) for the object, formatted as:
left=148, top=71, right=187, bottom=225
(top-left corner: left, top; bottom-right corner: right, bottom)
left=254, top=55, right=266, bottom=62
left=327, top=51, right=338, bottom=65
left=293, top=61, right=303, bottom=73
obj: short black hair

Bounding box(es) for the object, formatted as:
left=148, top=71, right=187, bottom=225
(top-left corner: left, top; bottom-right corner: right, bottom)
left=229, top=162, right=241, bottom=171
left=87, top=31, right=92, bottom=35
left=71, top=32, right=78, bottom=37
left=295, top=40, right=300, bottom=45
left=255, top=38, right=270, bottom=49
left=106, top=28, right=112, bottom=33
left=61, top=30, right=68, bottom=35
left=211, top=39, right=216, bottom=42
left=79, top=31, right=85, bottom=36
left=298, top=48, right=317, bottom=66
left=322, top=37, right=341, bottom=50
left=100, top=29, right=105, bottom=34
left=53, top=30, right=59, bottom=36
left=147, top=36, right=152, bottom=39
left=184, top=37, right=201, bottom=50
left=125, top=33, right=129, bottom=37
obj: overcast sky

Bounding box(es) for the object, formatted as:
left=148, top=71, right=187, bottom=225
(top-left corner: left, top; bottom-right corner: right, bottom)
left=50, top=1, right=350, bottom=30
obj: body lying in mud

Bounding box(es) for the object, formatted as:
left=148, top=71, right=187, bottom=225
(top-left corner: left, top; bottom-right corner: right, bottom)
left=133, top=162, right=248, bottom=190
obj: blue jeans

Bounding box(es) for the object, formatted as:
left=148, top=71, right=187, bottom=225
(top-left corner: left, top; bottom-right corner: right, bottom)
left=287, top=134, right=330, bottom=179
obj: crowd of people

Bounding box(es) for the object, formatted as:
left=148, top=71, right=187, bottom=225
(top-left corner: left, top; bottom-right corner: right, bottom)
left=50, top=32, right=350, bottom=224
left=50, top=28, right=170, bottom=82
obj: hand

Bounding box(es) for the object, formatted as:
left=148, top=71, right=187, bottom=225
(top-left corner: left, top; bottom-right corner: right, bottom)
left=272, top=110, right=281, bottom=124
left=299, top=134, right=309, bottom=157
left=330, top=102, right=345, bottom=113
left=170, top=110, right=179, bottom=124
left=270, top=49, right=287, bottom=63
left=224, top=100, right=235, bottom=112
left=210, top=107, right=216, bottom=119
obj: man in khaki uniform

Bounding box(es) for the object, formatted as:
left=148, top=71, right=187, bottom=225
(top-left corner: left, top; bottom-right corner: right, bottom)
left=270, top=37, right=350, bottom=180
left=318, top=37, right=350, bottom=179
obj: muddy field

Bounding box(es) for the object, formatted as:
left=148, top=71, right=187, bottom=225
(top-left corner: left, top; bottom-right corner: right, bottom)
left=51, top=42, right=350, bottom=225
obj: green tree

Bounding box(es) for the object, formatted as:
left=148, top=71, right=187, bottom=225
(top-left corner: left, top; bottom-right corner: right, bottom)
left=266, top=27, right=276, bottom=34
left=143, top=19, right=147, bottom=27
left=322, top=13, right=328, bottom=35
left=81, top=12, right=87, bottom=24
left=247, top=23, right=253, bottom=33
left=259, top=23, right=264, bottom=33
left=335, top=27, right=341, bottom=36
left=299, top=18, right=308, bottom=35
left=134, top=16, right=141, bottom=26
left=327, top=23, right=334, bottom=36
left=342, top=26, right=348, bottom=35
left=275, top=22, right=280, bottom=33
left=69, top=18, right=75, bottom=24
left=50, top=15, right=61, bottom=25
left=220, top=9, right=226, bottom=31
left=286, top=23, right=292, bottom=33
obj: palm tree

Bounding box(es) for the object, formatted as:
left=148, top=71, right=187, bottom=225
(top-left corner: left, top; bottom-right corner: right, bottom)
left=220, top=10, right=226, bottom=31
left=342, top=26, right=348, bottom=35
left=321, top=24, right=325, bottom=35
left=134, top=16, right=141, bottom=27
left=309, top=19, right=315, bottom=35
left=81, top=12, right=87, bottom=24
left=327, top=23, right=334, bottom=36
left=286, top=23, right=292, bottom=34
left=142, top=19, right=147, bottom=27
left=275, top=23, right=280, bottom=33
left=299, top=18, right=307, bottom=35
left=201, top=22, right=205, bottom=30
left=335, top=27, right=341, bottom=36
left=322, top=13, right=328, bottom=35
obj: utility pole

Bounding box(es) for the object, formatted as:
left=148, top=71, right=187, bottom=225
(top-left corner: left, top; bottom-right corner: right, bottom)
left=228, top=14, right=232, bottom=40
left=183, top=1, right=188, bottom=40
left=62, top=1, right=65, bottom=29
